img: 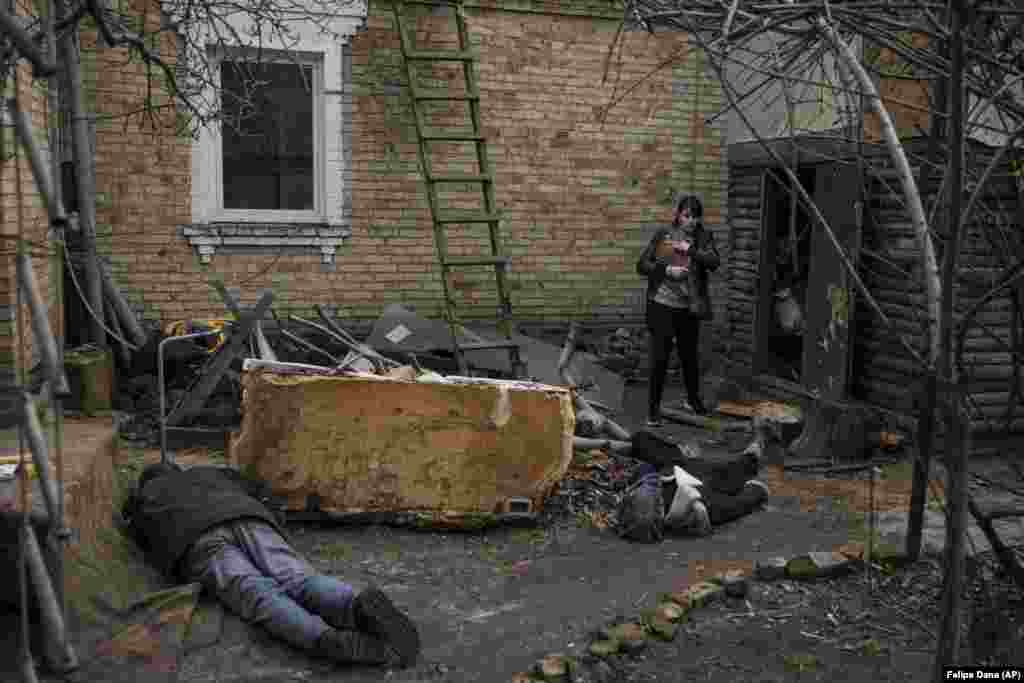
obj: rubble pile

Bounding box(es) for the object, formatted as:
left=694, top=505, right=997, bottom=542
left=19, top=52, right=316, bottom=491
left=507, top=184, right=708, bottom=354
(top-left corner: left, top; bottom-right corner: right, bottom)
left=538, top=449, right=646, bottom=529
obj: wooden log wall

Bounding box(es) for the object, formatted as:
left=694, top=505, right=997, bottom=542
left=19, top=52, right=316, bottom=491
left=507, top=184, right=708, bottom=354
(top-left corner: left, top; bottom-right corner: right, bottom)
left=853, top=139, right=1024, bottom=449
left=724, top=166, right=764, bottom=372
left=725, top=138, right=1024, bottom=453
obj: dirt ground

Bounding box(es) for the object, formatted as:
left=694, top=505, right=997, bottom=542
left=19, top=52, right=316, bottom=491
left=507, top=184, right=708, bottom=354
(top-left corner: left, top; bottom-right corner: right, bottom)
left=2, top=382, right=1023, bottom=682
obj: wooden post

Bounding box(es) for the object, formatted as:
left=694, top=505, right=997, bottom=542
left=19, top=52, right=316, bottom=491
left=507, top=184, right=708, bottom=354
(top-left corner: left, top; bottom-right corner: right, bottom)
left=934, top=2, right=969, bottom=677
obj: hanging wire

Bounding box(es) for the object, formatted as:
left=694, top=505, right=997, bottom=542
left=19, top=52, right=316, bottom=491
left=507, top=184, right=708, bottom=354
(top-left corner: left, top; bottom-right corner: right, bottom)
left=62, top=240, right=139, bottom=351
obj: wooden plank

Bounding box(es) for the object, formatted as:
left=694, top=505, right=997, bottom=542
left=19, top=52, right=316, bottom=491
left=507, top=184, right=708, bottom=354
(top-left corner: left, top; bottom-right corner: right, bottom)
left=166, top=291, right=274, bottom=427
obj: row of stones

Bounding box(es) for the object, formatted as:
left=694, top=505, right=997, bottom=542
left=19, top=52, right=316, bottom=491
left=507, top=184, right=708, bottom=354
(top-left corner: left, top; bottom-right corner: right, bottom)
left=509, top=549, right=900, bottom=683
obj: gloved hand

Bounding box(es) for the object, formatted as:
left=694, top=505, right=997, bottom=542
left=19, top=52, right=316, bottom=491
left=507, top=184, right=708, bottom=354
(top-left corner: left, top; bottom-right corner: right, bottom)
left=666, top=265, right=687, bottom=280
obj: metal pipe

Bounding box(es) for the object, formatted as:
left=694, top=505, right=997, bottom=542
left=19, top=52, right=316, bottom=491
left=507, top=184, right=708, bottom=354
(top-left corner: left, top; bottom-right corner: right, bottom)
left=277, top=326, right=341, bottom=365
left=293, top=313, right=394, bottom=370
left=7, top=100, right=65, bottom=226
left=158, top=331, right=221, bottom=465
left=15, top=253, right=70, bottom=395
left=24, top=524, right=77, bottom=672
left=22, top=395, right=60, bottom=525
left=45, top=0, right=68, bottom=627
left=58, top=23, right=105, bottom=345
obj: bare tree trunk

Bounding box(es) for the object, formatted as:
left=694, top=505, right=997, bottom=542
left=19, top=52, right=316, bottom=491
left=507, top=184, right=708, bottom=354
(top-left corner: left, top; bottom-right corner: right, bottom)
left=57, top=21, right=105, bottom=346
left=908, top=13, right=949, bottom=563
left=934, top=0, right=971, bottom=674
left=816, top=22, right=942, bottom=367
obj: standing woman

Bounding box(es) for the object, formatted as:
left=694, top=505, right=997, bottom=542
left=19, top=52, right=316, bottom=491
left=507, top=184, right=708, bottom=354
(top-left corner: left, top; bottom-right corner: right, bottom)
left=636, top=194, right=720, bottom=427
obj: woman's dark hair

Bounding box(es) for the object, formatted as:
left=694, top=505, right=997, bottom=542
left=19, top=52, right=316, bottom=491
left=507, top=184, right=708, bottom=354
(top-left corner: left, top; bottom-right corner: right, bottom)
left=673, top=194, right=704, bottom=228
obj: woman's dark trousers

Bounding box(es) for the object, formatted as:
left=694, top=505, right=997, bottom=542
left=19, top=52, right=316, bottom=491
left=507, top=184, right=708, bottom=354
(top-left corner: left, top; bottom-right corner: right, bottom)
left=646, top=300, right=702, bottom=418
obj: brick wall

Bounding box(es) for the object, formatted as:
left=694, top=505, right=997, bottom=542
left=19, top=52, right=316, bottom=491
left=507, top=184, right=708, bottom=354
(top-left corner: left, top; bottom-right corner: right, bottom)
left=342, top=1, right=727, bottom=327
left=76, top=0, right=727, bottom=337
left=85, top=0, right=195, bottom=325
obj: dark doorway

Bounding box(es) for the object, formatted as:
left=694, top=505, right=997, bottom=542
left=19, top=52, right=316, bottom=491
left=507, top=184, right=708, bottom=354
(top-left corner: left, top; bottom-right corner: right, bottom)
left=754, top=166, right=816, bottom=382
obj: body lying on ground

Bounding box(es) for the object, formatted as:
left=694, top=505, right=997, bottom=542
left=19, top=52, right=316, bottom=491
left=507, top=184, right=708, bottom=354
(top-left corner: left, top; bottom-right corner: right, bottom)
left=121, top=462, right=421, bottom=668
left=618, top=430, right=768, bottom=542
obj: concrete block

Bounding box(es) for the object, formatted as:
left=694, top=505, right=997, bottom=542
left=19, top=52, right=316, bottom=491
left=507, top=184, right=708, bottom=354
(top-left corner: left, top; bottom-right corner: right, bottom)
left=230, top=369, right=574, bottom=528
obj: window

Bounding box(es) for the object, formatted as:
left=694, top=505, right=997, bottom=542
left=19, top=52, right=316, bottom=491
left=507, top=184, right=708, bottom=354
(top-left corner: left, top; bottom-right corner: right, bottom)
left=186, top=8, right=367, bottom=265
left=207, top=50, right=325, bottom=223
left=220, top=60, right=316, bottom=212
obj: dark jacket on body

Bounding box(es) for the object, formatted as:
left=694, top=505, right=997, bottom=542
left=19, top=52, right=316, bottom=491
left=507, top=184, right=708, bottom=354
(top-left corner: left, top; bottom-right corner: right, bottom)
left=636, top=224, right=721, bottom=313
left=123, top=466, right=286, bottom=578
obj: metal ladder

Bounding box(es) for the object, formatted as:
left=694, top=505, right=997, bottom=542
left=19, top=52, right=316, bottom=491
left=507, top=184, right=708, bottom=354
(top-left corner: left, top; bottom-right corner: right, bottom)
left=6, top=250, right=79, bottom=682
left=4, top=96, right=79, bottom=682
left=391, top=0, right=524, bottom=377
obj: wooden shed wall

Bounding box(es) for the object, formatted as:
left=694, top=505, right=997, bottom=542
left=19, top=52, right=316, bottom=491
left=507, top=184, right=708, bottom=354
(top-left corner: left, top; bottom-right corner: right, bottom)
left=722, top=164, right=764, bottom=371
left=725, top=138, right=1024, bottom=449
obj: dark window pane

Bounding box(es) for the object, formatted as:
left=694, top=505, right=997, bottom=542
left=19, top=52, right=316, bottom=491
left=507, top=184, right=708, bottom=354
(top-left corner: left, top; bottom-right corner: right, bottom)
left=221, top=60, right=315, bottom=211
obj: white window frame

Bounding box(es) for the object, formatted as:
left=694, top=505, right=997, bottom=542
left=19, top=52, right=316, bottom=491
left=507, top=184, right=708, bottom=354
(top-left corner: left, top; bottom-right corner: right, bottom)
left=194, top=44, right=341, bottom=226
left=184, top=3, right=367, bottom=264
left=213, top=49, right=325, bottom=223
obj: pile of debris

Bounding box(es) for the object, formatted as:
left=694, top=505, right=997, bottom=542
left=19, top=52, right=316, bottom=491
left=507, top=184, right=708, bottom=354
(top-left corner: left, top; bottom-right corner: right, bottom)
left=116, top=300, right=631, bottom=447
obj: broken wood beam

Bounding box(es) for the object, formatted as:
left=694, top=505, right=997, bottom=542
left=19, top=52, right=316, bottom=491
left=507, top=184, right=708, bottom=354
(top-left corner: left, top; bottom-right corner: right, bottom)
left=210, top=280, right=242, bottom=318
left=973, top=503, right=1024, bottom=521
left=278, top=324, right=341, bottom=365
left=100, top=263, right=146, bottom=347
left=573, top=436, right=632, bottom=454
left=968, top=495, right=1024, bottom=591
left=253, top=320, right=277, bottom=362
left=166, top=291, right=273, bottom=427
left=558, top=322, right=632, bottom=441
left=661, top=407, right=749, bottom=431
left=308, top=309, right=396, bottom=370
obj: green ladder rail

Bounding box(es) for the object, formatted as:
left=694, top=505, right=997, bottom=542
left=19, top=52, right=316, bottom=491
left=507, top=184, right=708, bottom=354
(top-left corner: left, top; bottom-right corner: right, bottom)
left=391, top=0, right=524, bottom=378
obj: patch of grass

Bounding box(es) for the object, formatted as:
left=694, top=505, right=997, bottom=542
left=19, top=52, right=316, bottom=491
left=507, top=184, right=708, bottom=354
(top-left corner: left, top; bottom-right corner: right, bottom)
left=113, top=446, right=147, bottom=510
left=847, top=512, right=901, bottom=561
left=380, top=544, right=402, bottom=563
left=313, top=541, right=352, bottom=563
left=881, top=461, right=914, bottom=481
left=783, top=654, right=818, bottom=673
left=65, top=526, right=167, bottom=625
left=478, top=542, right=500, bottom=562
left=509, top=527, right=546, bottom=546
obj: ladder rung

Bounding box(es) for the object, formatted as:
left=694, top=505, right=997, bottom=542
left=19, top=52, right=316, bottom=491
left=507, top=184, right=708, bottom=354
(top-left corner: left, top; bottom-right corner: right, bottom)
left=443, top=256, right=510, bottom=268
left=405, top=49, right=476, bottom=62
left=460, top=341, right=521, bottom=351
left=427, top=173, right=492, bottom=183
left=436, top=210, right=501, bottom=224
left=413, top=88, right=479, bottom=102
left=420, top=128, right=486, bottom=142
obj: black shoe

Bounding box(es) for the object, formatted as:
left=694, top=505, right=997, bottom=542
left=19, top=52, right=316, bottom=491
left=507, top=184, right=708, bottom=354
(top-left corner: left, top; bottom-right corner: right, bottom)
left=354, top=587, right=421, bottom=667
left=315, top=629, right=401, bottom=666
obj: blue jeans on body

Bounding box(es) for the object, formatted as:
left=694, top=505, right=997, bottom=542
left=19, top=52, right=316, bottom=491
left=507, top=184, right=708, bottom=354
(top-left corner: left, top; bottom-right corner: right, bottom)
left=182, top=519, right=355, bottom=651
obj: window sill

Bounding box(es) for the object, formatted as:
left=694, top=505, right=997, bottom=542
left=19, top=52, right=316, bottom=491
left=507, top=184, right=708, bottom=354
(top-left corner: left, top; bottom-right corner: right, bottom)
left=182, top=223, right=351, bottom=264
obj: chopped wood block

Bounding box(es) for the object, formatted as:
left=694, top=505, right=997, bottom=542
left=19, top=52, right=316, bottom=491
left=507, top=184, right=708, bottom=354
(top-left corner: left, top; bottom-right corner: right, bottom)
left=231, top=371, right=575, bottom=527
left=717, top=400, right=802, bottom=421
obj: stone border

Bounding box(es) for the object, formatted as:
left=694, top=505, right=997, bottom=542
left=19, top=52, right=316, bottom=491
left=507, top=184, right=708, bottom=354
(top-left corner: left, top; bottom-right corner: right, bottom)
left=508, top=548, right=911, bottom=682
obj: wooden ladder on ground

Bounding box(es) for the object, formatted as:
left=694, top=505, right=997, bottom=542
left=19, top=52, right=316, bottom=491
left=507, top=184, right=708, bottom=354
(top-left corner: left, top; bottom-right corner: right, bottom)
left=391, top=0, right=524, bottom=377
